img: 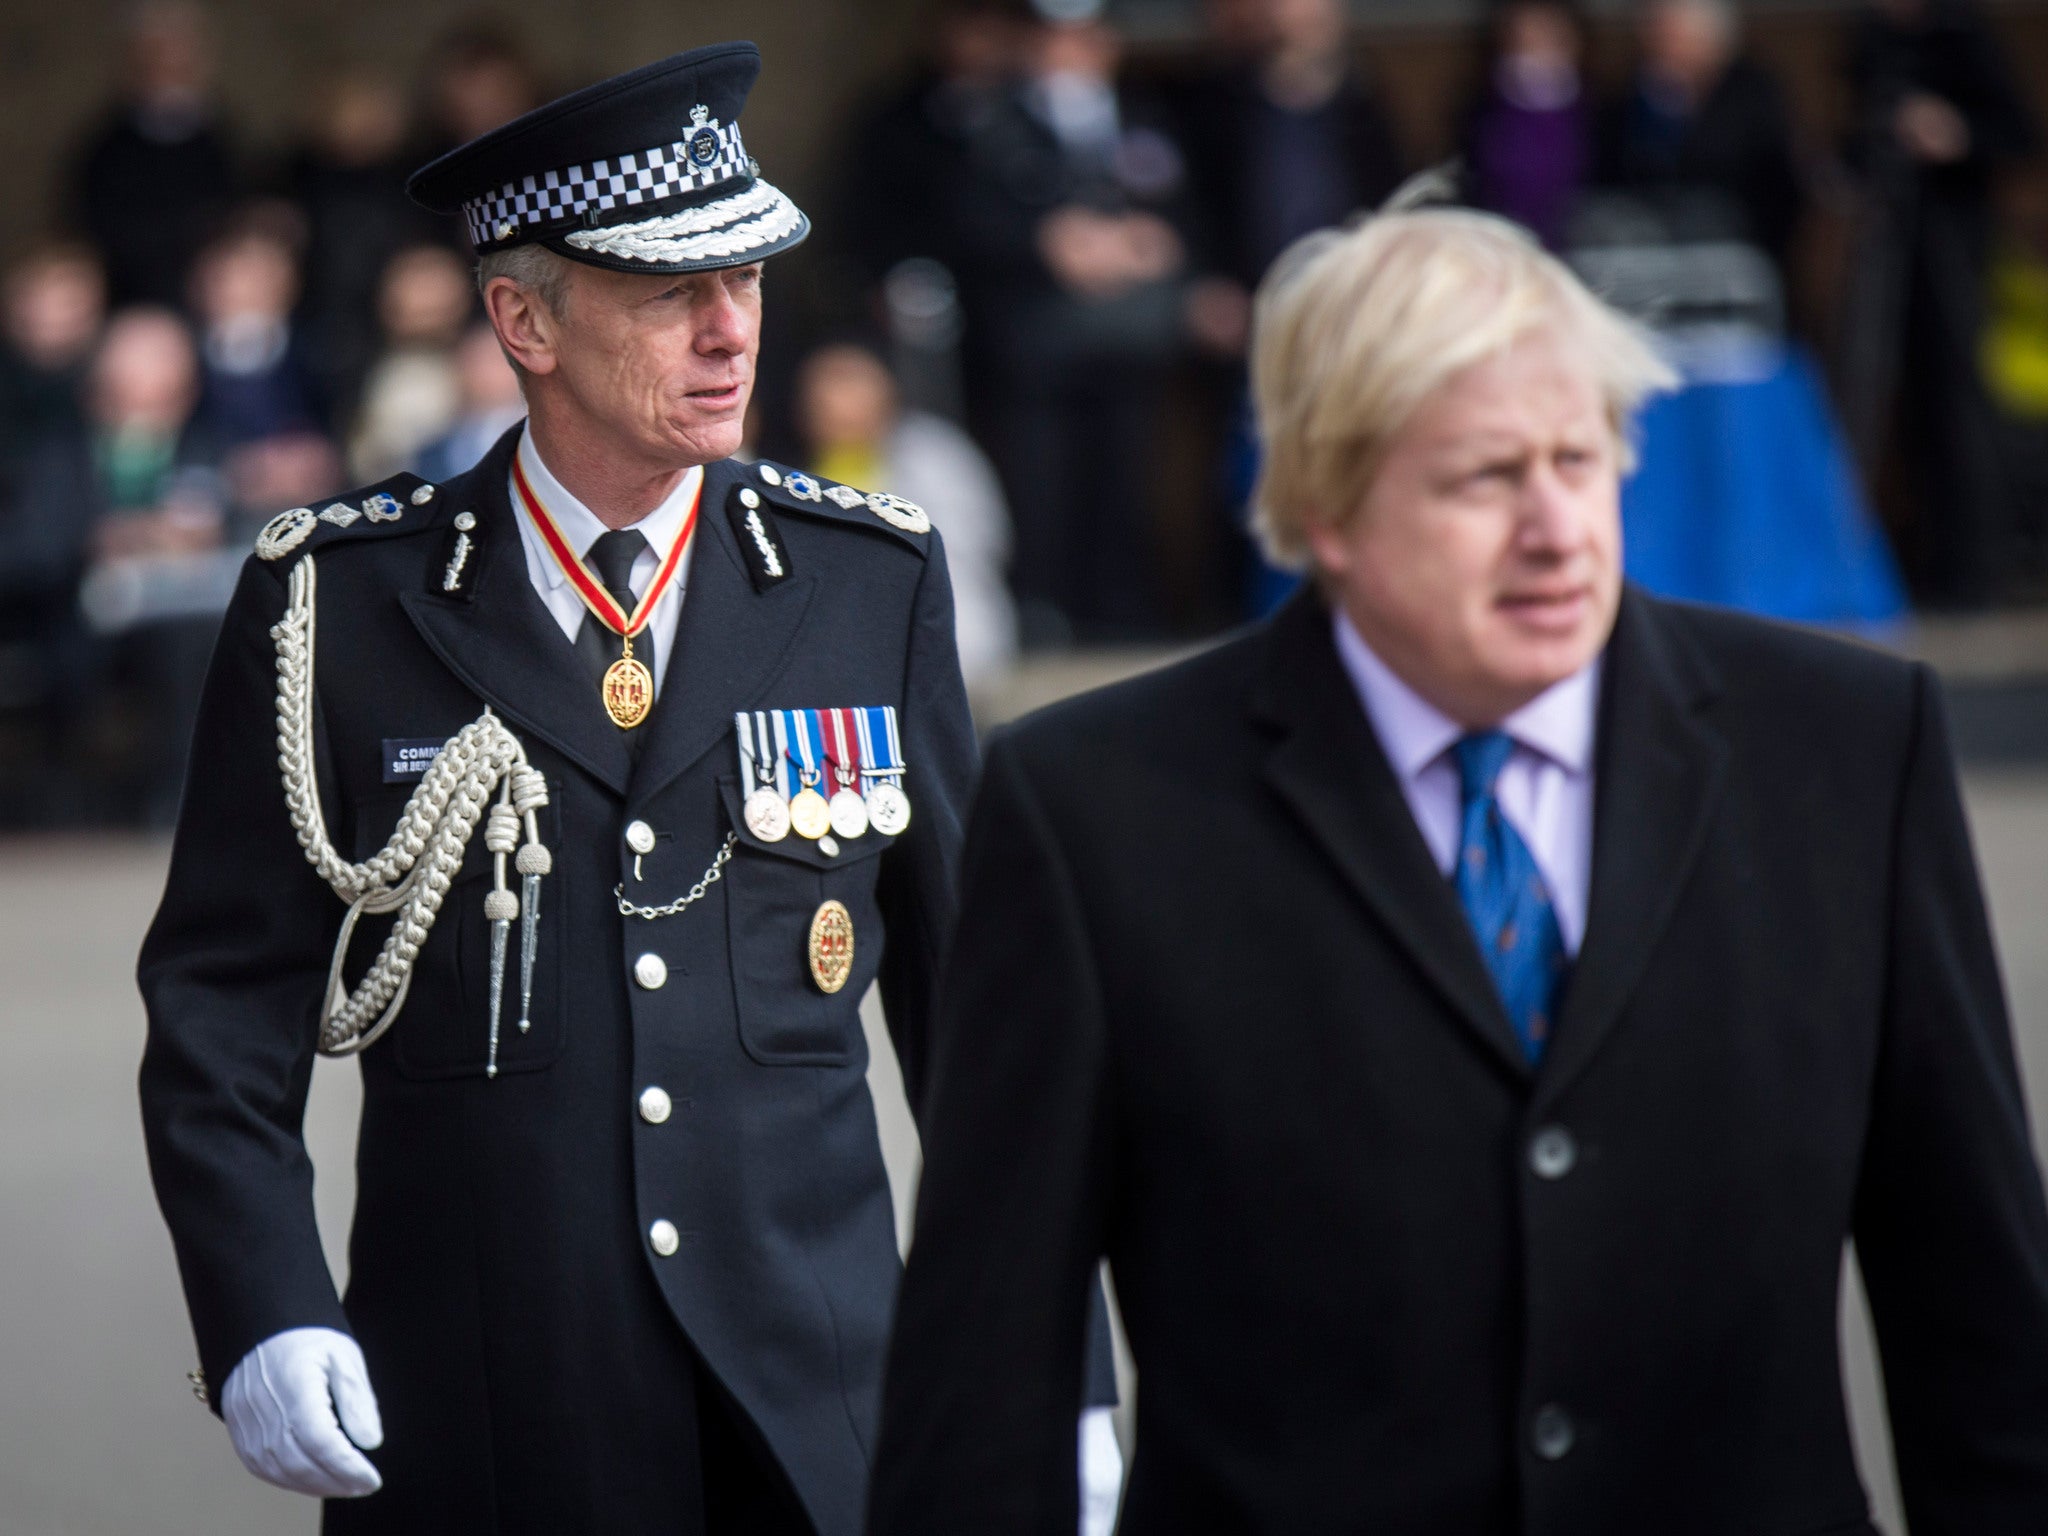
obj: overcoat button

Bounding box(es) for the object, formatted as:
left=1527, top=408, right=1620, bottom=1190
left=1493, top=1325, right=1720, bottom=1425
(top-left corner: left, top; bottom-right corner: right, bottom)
left=625, top=819, right=657, bottom=854
left=1532, top=1404, right=1576, bottom=1460
left=648, top=1219, right=680, bottom=1257
left=1529, top=1126, right=1578, bottom=1180
left=638, top=1086, right=673, bottom=1124
left=634, top=953, right=668, bottom=990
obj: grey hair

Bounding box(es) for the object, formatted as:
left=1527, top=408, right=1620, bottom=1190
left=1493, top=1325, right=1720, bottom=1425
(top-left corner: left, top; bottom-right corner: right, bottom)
left=475, top=242, right=575, bottom=318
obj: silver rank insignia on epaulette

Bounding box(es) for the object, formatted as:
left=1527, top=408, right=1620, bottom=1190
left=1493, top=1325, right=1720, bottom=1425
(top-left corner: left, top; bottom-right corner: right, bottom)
left=783, top=470, right=822, bottom=502
left=319, top=502, right=362, bottom=528
left=442, top=511, right=478, bottom=594
left=866, top=492, right=930, bottom=534
left=363, top=492, right=405, bottom=523
left=256, top=506, right=317, bottom=561
left=824, top=484, right=864, bottom=510
left=728, top=486, right=790, bottom=590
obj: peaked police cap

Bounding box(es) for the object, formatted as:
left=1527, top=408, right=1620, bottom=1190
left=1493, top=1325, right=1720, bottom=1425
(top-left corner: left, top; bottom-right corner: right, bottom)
left=406, top=41, right=809, bottom=275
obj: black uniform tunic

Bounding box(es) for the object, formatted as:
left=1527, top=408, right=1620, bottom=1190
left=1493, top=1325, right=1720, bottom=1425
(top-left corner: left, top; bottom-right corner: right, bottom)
left=138, top=425, right=978, bottom=1535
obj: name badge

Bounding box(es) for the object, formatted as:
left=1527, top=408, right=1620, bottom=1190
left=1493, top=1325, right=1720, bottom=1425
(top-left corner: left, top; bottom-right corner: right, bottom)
left=382, top=737, right=448, bottom=784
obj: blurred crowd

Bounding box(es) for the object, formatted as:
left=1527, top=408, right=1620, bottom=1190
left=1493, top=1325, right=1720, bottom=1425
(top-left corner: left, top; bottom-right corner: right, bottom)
left=1, top=0, right=2044, bottom=827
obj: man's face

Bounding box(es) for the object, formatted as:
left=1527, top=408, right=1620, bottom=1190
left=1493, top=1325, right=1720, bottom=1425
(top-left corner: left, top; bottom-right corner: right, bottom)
left=1305, top=329, right=1623, bottom=727
left=541, top=261, right=762, bottom=469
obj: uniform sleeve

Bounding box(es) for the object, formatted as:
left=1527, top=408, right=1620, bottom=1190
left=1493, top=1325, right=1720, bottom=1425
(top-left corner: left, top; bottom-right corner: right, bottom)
left=870, top=730, right=1115, bottom=1536
left=874, top=528, right=979, bottom=1116
left=137, top=555, right=352, bottom=1411
left=1854, top=664, right=2048, bottom=1528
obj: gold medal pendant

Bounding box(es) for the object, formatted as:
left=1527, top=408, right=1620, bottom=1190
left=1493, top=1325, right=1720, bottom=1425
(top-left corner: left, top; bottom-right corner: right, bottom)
left=789, top=783, right=832, bottom=840
left=602, top=636, right=654, bottom=729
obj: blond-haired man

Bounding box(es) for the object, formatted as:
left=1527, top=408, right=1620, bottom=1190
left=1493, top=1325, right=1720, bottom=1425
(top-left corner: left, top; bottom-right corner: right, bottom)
left=869, top=206, right=2048, bottom=1534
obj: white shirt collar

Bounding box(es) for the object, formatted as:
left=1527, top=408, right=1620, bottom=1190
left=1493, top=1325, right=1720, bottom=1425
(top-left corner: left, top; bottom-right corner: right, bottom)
left=1333, top=608, right=1601, bottom=781
left=514, top=426, right=703, bottom=591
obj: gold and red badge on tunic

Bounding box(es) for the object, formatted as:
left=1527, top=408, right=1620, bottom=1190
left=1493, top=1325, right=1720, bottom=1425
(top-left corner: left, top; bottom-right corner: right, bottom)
left=808, top=900, right=854, bottom=994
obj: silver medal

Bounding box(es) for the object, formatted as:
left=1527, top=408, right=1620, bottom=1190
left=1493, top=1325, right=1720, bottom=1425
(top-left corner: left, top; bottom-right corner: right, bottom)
left=866, top=780, right=911, bottom=836
left=744, top=786, right=792, bottom=842
left=828, top=787, right=869, bottom=839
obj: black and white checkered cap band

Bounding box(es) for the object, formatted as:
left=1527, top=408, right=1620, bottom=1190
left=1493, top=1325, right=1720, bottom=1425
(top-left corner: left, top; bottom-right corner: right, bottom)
left=462, top=118, right=751, bottom=248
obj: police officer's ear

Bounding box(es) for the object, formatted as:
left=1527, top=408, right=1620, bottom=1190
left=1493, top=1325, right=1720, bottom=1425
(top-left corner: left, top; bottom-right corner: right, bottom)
left=483, top=269, right=566, bottom=379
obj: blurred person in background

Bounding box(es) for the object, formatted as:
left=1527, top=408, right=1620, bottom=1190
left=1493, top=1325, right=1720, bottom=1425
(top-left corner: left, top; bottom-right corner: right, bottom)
left=1462, top=0, right=1595, bottom=251
left=1596, top=0, right=1805, bottom=276
left=938, top=0, right=1198, bottom=643
left=0, top=243, right=106, bottom=496
left=348, top=243, right=475, bottom=481
left=286, top=72, right=443, bottom=430
left=0, top=244, right=107, bottom=822
left=1841, top=0, right=2039, bottom=609
left=409, top=25, right=544, bottom=173
left=413, top=317, right=525, bottom=483
left=188, top=213, right=327, bottom=453
left=14, top=309, right=226, bottom=823
left=795, top=340, right=1019, bottom=695
left=1983, top=166, right=2048, bottom=580
left=67, top=1, right=239, bottom=309
left=826, top=0, right=1031, bottom=314
left=1176, top=0, right=1404, bottom=296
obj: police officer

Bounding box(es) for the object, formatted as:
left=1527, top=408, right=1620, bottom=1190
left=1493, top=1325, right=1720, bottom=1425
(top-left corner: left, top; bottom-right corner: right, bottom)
left=138, top=43, right=1116, bottom=1536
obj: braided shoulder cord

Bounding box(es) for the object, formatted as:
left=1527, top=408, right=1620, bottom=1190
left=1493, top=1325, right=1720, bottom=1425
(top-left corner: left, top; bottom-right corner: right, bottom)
left=271, top=555, right=551, bottom=1058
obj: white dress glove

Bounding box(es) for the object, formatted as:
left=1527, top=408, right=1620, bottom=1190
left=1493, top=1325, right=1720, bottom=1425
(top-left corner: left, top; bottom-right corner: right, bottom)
left=221, top=1326, right=384, bottom=1499
left=1079, top=1405, right=1125, bottom=1536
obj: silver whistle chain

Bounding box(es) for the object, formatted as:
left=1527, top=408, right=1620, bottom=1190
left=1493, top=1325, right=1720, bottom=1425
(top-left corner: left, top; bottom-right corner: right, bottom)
left=615, top=833, right=738, bottom=920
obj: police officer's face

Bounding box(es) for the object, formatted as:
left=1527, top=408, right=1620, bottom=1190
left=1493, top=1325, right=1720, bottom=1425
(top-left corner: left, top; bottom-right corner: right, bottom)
left=525, top=260, right=762, bottom=469
left=1306, top=329, right=1622, bottom=728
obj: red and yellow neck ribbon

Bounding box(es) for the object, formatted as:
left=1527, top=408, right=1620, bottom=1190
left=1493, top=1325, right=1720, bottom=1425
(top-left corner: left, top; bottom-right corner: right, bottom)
left=511, top=452, right=700, bottom=639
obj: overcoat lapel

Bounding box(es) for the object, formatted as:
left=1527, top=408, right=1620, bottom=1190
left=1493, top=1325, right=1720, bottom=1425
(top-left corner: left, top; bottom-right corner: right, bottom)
left=1537, top=588, right=1728, bottom=1103
left=628, top=459, right=816, bottom=805
left=400, top=427, right=635, bottom=795
left=1253, top=591, right=1533, bottom=1081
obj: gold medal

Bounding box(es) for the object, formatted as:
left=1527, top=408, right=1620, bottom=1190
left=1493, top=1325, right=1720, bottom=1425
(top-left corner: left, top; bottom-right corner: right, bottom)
left=790, top=783, right=832, bottom=840
left=601, top=636, right=655, bottom=729
left=808, top=899, right=854, bottom=993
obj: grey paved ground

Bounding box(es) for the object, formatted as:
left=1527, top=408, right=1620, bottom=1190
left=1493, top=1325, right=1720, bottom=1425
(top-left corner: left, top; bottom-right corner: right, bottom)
left=5, top=769, right=2048, bottom=1534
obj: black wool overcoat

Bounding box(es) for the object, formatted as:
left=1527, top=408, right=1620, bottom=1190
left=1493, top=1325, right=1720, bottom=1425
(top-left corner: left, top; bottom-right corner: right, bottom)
left=139, top=424, right=978, bottom=1536
left=873, top=586, right=2048, bottom=1536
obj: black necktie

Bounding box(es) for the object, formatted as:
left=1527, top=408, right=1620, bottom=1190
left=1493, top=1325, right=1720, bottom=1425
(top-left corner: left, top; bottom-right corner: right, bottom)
left=574, top=528, right=653, bottom=734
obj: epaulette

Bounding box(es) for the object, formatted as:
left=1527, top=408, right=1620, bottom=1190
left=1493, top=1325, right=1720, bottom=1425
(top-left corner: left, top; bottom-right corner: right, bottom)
left=253, top=471, right=446, bottom=562
left=740, top=459, right=931, bottom=555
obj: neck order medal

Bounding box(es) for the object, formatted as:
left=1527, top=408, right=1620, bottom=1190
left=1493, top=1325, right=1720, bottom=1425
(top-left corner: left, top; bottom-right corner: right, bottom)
left=512, top=452, right=698, bottom=730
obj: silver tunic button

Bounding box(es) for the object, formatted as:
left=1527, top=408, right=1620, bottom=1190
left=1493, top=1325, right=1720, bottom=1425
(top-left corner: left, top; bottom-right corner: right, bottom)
left=453, top=510, right=476, bottom=531
left=818, top=834, right=839, bottom=858
left=638, top=1086, right=673, bottom=1125
left=1531, top=1404, right=1576, bottom=1460
left=1529, top=1126, right=1578, bottom=1181
left=759, top=464, right=782, bottom=486
left=625, top=819, right=657, bottom=854
left=634, top=953, right=668, bottom=990
left=648, top=1219, right=680, bottom=1257
left=740, top=487, right=761, bottom=508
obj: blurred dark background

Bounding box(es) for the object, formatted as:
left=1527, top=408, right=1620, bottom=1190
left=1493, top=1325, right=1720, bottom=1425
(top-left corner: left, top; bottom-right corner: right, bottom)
left=3, top=0, right=2048, bottom=829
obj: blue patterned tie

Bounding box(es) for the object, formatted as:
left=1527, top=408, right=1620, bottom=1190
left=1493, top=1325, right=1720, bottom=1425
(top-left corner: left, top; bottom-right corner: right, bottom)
left=1452, top=731, right=1568, bottom=1064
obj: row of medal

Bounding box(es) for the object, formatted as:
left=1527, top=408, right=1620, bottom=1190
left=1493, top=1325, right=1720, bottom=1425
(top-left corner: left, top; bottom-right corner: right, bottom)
left=736, top=707, right=911, bottom=844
